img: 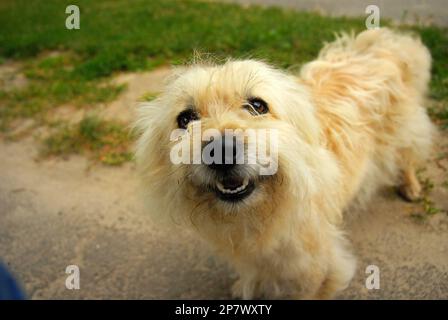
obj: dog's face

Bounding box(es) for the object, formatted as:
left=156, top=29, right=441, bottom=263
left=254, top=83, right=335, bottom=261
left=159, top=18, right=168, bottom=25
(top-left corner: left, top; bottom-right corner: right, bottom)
left=136, top=60, right=328, bottom=219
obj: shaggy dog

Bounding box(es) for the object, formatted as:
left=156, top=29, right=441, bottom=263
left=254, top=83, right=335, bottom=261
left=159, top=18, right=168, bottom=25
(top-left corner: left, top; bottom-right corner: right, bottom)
left=134, top=28, right=434, bottom=299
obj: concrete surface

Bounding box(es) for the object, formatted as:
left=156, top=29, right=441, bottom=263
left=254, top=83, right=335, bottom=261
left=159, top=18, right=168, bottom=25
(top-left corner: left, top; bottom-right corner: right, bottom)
left=0, top=127, right=447, bottom=299
left=0, top=62, right=447, bottom=299
left=222, top=0, right=448, bottom=26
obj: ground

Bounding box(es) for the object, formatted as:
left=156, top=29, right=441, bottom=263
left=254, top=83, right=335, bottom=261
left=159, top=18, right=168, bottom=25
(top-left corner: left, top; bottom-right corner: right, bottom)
left=0, top=0, right=447, bottom=299
left=1, top=67, right=448, bottom=299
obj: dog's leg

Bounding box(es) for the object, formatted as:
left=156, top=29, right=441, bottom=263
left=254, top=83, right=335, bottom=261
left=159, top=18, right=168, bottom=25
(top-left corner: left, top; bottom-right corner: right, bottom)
left=397, top=146, right=423, bottom=202
left=231, top=257, right=322, bottom=300
left=312, top=236, right=357, bottom=299
left=232, top=233, right=356, bottom=300
left=398, top=165, right=422, bottom=202
left=314, top=259, right=356, bottom=299
left=396, top=107, right=434, bottom=202
left=231, top=274, right=258, bottom=300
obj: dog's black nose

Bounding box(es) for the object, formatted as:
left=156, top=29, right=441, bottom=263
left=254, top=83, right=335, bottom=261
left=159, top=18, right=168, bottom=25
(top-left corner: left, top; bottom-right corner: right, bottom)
left=204, top=135, right=240, bottom=172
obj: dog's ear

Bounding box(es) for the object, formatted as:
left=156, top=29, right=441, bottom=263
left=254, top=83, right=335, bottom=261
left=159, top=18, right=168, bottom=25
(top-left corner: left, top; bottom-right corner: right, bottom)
left=163, top=67, right=185, bottom=84
left=133, top=96, right=172, bottom=173
left=132, top=66, right=184, bottom=143
left=276, top=85, right=321, bottom=147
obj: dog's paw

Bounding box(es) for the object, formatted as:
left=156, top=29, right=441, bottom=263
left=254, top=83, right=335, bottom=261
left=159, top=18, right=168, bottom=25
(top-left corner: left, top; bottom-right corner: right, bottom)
left=397, top=182, right=422, bottom=202
left=231, top=279, right=244, bottom=299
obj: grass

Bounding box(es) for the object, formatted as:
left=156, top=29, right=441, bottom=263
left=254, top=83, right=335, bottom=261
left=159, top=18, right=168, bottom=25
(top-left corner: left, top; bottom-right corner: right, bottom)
left=41, top=115, right=133, bottom=165
left=0, top=0, right=368, bottom=73
left=0, top=52, right=126, bottom=131
left=1, top=1, right=446, bottom=83
left=411, top=196, right=442, bottom=223
left=429, top=101, right=448, bottom=129
left=410, top=173, right=445, bottom=222
left=442, top=180, right=448, bottom=189
left=0, top=0, right=447, bottom=164
left=139, top=92, right=158, bottom=102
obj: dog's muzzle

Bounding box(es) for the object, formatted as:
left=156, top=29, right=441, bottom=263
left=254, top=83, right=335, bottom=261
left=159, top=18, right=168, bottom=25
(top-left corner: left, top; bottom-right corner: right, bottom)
left=204, top=135, right=255, bottom=202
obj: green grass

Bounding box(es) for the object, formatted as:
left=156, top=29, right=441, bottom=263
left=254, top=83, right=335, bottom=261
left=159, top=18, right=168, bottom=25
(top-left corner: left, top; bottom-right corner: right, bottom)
left=0, top=1, right=445, bottom=80
left=0, top=1, right=446, bottom=100
left=139, top=92, right=158, bottom=102
left=0, top=52, right=125, bottom=130
left=0, top=0, right=366, bottom=73
left=0, top=0, right=447, bottom=164
left=410, top=173, right=445, bottom=222
left=416, top=26, right=448, bottom=101
left=42, top=115, right=133, bottom=165
left=429, top=101, right=448, bottom=129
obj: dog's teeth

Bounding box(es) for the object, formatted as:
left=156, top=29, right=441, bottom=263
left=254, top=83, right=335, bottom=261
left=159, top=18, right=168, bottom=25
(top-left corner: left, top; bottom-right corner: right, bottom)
left=216, top=178, right=250, bottom=194
left=216, top=181, right=225, bottom=192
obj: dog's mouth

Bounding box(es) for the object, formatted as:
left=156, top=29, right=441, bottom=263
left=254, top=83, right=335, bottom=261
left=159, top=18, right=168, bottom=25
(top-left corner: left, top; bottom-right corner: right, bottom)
left=214, top=176, right=255, bottom=202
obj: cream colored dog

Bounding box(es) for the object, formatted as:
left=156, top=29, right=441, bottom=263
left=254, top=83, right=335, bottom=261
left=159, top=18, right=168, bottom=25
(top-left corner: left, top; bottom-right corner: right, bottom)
left=134, top=28, right=434, bottom=299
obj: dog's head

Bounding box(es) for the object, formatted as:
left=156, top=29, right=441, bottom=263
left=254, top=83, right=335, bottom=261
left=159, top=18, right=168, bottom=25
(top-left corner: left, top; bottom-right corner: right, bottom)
left=135, top=60, right=335, bottom=223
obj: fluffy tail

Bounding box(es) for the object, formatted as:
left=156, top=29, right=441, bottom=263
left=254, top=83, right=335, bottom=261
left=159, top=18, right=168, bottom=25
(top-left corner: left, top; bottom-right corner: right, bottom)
left=319, top=28, right=432, bottom=97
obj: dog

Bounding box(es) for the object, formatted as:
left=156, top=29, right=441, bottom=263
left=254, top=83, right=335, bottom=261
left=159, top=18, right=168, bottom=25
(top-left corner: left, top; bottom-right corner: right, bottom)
left=134, top=28, right=434, bottom=299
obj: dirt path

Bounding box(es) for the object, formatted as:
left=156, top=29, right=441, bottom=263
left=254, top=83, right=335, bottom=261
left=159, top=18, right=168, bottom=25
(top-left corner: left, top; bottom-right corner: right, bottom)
left=0, top=69, right=447, bottom=299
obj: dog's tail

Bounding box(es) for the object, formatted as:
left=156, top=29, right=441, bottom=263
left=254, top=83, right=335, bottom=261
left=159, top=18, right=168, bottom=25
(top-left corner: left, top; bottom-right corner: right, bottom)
left=319, top=28, right=432, bottom=98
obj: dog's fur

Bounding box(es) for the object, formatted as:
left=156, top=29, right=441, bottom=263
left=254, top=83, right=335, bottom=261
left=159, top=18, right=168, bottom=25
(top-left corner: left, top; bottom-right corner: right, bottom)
left=134, top=28, right=434, bottom=299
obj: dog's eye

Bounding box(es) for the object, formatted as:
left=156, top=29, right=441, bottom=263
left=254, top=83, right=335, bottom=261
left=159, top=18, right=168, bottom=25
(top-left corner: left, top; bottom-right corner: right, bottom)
left=244, top=97, right=269, bottom=116
left=177, top=108, right=199, bottom=129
